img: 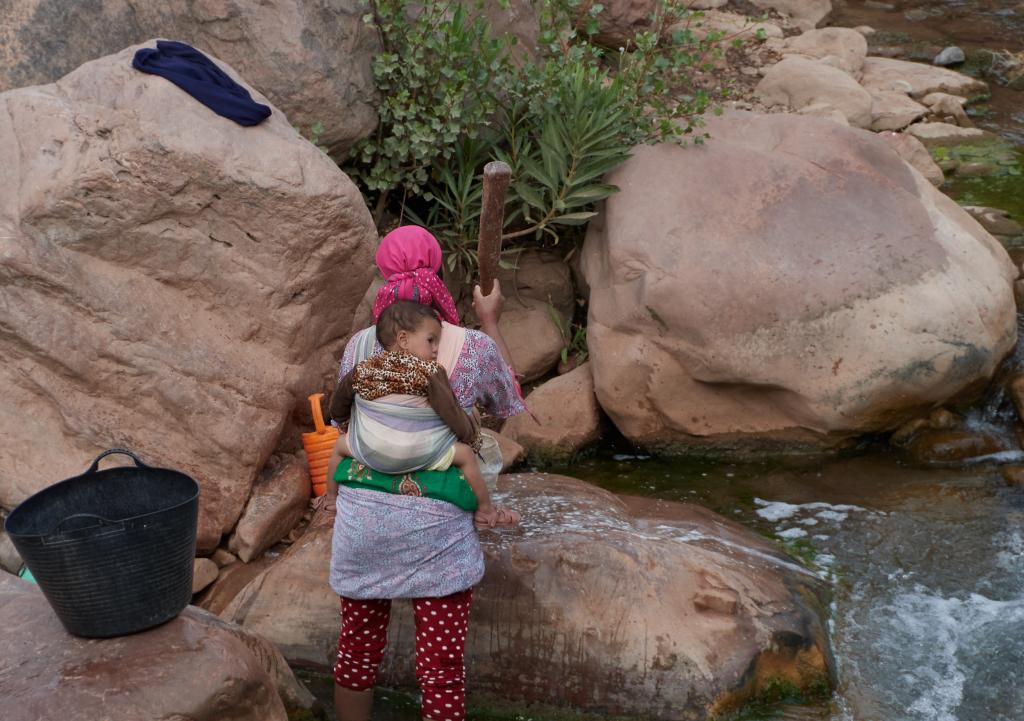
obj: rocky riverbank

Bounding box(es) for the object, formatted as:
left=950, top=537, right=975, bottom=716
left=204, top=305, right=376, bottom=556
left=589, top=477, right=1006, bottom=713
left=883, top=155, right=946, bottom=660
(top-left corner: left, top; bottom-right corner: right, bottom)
left=3, top=1, right=1024, bottom=719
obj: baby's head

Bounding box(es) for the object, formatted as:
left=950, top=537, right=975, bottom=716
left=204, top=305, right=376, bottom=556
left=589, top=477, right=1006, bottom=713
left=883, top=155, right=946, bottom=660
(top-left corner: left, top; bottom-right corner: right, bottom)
left=376, top=301, right=442, bottom=362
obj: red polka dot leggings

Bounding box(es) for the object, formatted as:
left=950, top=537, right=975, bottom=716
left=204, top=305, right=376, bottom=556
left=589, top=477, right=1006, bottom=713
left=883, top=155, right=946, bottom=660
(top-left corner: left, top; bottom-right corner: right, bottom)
left=333, top=588, right=473, bottom=721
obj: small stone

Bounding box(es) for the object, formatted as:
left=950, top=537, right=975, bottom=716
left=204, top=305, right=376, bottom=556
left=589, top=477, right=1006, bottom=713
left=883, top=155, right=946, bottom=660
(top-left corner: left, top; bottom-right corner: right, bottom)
left=210, top=548, right=238, bottom=568
left=0, top=529, right=23, bottom=575
left=192, top=558, right=219, bottom=594
left=922, top=92, right=967, bottom=107
left=865, top=0, right=895, bottom=9
left=934, top=46, right=966, bottom=66
left=869, top=90, right=929, bottom=131
left=908, top=429, right=1008, bottom=463
left=928, top=408, right=959, bottom=430
left=905, top=121, right=988, bottom=146
left=890, top=79, right=914, bottom=94
left=891, top=418, right=927, bottom=447
left=853, top=25, right=876, bottom=36
left=963, top=206, right=1024, bottom=237
left=905, top=8, right=929, bottom=20
left=502, top=362, right=601, bottom=464
left=955, top=161, right=996, bottom=177
left=923, top=91, right=972, bottom=126
left=1001, top=466, right=1024, bottom=487
left=873, top=46, right=907, bottom=59
left=1008, top=375, right=1024, bottom=422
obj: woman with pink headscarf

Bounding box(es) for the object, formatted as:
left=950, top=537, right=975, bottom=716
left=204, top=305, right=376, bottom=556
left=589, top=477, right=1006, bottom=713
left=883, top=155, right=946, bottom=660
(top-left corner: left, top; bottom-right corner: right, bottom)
left=324, top=226, right=525, bottom=721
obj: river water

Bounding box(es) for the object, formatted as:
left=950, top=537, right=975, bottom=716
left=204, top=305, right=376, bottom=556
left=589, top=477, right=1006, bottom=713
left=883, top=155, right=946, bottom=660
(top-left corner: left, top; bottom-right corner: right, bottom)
left=556, top=445, right=1024, bottom=721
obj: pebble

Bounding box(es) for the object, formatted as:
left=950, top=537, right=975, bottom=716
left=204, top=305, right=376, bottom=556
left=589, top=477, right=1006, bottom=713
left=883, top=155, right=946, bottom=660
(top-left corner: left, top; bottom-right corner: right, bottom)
left=956, top=161, right=996, bottom=177
left=934, top=46, right=966, bottom=66
left=864, top=0, right=895, bottom=9
left=904, top=8, right=929, bottom=20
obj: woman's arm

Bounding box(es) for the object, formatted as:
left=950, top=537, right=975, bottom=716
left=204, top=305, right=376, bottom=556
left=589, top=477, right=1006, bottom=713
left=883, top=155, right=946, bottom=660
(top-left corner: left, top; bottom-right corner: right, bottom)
left=329, top=371, right=357, bottom=426
left=426, top=369, right=481, bottom=449
left=473, top=280, right=516, bottom=374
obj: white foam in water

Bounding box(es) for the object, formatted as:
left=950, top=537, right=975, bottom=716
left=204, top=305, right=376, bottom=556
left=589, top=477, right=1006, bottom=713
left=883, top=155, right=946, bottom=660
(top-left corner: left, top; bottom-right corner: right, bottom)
left=754, top=498, right=867, bottom=523
left=777, top=527, right=808, bottom=539
left=753, top=498, right=801, bottom=521
left=964, top=449, right=1024, bottom=465
left=997, top=529, right=1024, bottom=575
left=870, top=586, right=1024, bottom=721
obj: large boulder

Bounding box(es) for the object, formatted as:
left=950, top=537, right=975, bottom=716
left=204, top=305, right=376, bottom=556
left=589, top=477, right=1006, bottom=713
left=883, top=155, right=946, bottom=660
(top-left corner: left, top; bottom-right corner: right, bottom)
left=0, top=0, right=380, bottom=156
left=756, top=56, right=874, bottom=128
left=0, top=45, right=377, bottom=551
left=502, top=362, right=601, bottom=462
left=580, top=112, right=1017, bottom=452
left=0, top=574, right=315, bottom=721
left=222, top=474, right=833, bottom=719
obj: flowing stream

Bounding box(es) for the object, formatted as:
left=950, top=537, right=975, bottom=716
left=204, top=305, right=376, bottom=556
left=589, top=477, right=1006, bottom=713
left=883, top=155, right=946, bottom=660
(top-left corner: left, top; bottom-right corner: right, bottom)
left=555, top=446, right=1024, bottom=721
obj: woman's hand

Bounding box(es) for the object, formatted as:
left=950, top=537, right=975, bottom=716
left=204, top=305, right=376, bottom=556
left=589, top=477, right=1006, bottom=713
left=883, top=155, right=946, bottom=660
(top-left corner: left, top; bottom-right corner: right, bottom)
left=473, top=280, right=504, bottom=326
left=312, top=493, right=336, bottom=515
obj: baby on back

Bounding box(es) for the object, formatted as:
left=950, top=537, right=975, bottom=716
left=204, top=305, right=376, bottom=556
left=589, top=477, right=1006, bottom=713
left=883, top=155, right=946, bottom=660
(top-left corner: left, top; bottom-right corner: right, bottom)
left=327, top=301, right=517, bottom=528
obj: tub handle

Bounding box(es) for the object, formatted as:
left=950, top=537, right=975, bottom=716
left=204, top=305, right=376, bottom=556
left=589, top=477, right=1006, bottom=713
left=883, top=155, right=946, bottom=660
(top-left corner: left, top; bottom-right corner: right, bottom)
left=85, top=448, right=151, bottom=475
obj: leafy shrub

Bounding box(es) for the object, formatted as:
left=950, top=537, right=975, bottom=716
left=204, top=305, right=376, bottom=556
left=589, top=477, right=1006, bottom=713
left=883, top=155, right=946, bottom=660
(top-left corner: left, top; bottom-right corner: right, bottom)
left=346, top=0, right=742, bottom=283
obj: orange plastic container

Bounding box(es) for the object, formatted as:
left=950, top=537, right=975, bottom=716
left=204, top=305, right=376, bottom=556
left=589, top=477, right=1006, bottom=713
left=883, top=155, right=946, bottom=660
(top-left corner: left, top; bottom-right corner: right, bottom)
left=301, top=393, right=340, bottom=497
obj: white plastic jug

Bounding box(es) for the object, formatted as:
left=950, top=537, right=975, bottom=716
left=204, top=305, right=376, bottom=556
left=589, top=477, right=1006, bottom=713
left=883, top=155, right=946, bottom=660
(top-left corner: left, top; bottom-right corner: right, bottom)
left=477, top=433, right=503, bottom=493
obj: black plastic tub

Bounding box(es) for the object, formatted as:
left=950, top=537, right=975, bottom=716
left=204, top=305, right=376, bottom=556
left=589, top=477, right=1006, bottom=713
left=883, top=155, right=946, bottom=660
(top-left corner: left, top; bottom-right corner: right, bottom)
left=4, top=449, right=199, bottom=638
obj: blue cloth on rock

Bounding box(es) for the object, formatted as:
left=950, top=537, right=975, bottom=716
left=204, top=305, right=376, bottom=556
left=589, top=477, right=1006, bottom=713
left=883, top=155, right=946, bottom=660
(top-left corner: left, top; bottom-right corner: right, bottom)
left=132, top=40, right=271, bottom=126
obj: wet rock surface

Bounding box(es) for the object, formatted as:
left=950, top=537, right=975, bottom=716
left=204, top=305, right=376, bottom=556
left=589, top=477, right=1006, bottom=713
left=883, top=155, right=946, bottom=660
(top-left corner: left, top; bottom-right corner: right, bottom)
left=220, top=473, right=833, bottom=719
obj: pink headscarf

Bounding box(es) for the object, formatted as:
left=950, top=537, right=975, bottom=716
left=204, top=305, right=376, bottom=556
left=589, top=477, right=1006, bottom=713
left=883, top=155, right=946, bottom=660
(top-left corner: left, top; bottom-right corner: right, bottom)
left=372, top=225, right=461, bottom=325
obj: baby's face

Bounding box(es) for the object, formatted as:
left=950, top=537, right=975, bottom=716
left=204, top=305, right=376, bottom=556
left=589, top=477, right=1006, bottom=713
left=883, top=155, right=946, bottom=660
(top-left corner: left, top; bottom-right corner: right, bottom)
left=399, top=317, right=441, bottom=362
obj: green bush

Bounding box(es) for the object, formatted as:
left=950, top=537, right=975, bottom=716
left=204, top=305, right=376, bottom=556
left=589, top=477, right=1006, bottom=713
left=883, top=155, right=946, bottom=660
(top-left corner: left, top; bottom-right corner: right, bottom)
left=345, top=0, right=740, bottom=283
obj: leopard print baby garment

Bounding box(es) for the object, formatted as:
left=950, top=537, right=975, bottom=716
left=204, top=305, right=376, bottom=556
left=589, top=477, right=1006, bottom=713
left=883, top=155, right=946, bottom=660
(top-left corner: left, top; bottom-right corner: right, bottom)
left=352, top=351, right=441, bottom=400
